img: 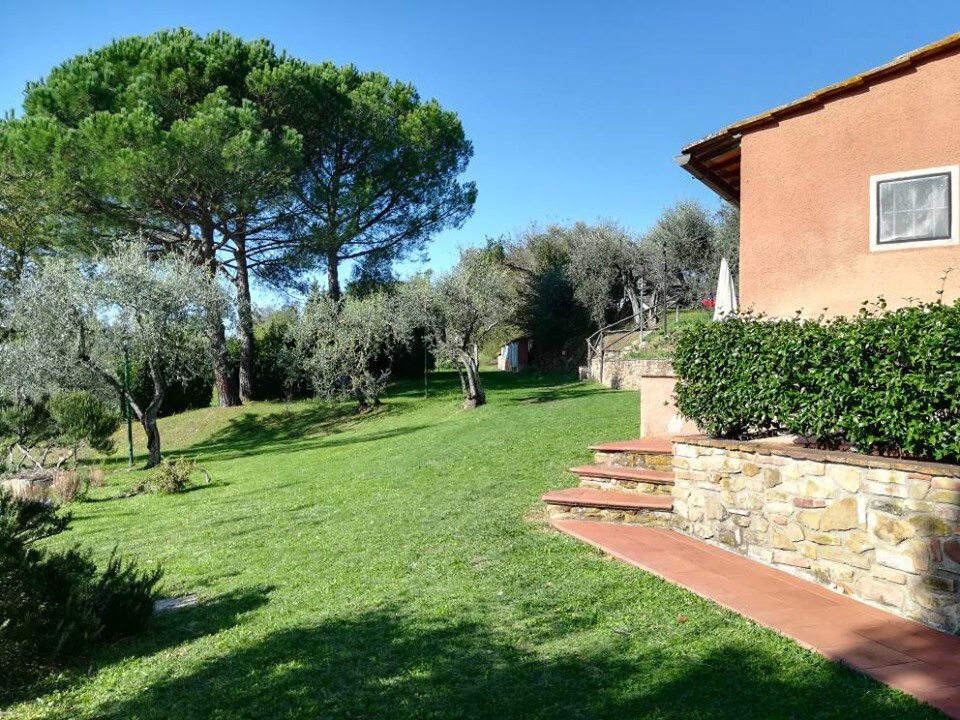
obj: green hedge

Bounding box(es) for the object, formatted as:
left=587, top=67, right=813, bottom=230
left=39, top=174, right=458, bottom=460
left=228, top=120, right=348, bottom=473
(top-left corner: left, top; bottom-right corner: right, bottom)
left=672, top=300, right=960, bottom=462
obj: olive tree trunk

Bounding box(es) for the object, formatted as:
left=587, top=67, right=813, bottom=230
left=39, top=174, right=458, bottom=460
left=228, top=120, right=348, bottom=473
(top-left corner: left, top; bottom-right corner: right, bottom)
left=459, top=350, right=486, bottom=409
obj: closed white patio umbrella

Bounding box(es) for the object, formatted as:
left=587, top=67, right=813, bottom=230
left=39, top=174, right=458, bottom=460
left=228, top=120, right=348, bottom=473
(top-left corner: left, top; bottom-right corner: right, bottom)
left=713, top=257, right=738, bottom=320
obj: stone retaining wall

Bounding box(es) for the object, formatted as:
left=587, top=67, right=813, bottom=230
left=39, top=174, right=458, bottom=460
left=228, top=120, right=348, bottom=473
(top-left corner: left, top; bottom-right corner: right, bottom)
left=587, top=356, right=664, bottom=391
left=672, top=437, right=960, bottom=632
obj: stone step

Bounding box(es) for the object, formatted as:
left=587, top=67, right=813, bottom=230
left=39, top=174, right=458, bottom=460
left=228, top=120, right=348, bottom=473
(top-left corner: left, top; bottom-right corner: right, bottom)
left=570, top=465, right=674, bottom=484
left=589, top=439, right=674, bottom=454
left=543, top=487, right=673, bottom=510
left=570, top=465, right=674, bottom=495
left=542, top=488, right=674, bottom=526
left=590, top=438, right=675, bottom=472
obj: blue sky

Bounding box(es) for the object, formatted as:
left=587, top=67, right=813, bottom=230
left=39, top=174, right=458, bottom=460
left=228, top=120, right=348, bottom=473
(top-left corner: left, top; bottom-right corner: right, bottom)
left=4, top=1, right=960, bottom=282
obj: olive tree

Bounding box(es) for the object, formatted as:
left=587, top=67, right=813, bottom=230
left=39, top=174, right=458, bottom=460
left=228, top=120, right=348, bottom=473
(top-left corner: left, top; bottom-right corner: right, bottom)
left=20, top=30, right=300, bottom=406
left=294, top=291, right=409, bottom=411
left=402, top=250, right=515, bottom=408
left=565, top=222, right=656, bottom=329
left=2, top=243, right=226, bottom=467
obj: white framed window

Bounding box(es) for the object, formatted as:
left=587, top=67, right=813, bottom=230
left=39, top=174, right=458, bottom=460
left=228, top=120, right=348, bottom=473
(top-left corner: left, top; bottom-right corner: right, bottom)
left=869, top=165, right=960, bottom=251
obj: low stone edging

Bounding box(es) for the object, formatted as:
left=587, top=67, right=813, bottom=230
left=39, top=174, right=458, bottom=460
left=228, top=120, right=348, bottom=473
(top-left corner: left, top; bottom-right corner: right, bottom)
left=588, top=357, right=673, bottom=391
left=671, top=436, right=960, bottom=632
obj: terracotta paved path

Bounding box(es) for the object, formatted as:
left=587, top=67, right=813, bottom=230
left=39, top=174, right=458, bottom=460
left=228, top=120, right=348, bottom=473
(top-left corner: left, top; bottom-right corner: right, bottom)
left=553, top=519, right=960, bottom=718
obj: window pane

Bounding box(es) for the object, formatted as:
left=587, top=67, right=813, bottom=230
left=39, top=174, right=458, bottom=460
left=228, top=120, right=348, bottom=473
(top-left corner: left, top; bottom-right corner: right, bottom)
left=877, top=173, right=950, bottom=243
left=894, top=211, right=914, bottom=238
left=934, top=209, right=949, bottom=237
left=879, top=212, right=895, bottom=242
left=880, top=182, right=894, bottom=210
left=915, top=180, right=935, bottom=210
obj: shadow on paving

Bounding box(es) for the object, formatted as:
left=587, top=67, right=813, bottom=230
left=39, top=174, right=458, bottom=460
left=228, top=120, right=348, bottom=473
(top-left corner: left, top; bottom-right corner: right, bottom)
left=85, top=607, right=936, bottom=720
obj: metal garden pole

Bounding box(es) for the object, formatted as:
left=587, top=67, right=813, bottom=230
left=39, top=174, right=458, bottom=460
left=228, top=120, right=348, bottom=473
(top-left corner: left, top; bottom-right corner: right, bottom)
left=661, top=243, right=668, bottom=335
left=123, top=346, right=134, bottom=467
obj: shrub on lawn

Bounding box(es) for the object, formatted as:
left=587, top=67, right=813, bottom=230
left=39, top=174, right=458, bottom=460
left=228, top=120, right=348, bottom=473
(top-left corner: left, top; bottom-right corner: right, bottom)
left=132, top=457, right=207, bottom=495
left=0, top=492, right=162, bottom=692
left=673, top=299, right=960, bottom=461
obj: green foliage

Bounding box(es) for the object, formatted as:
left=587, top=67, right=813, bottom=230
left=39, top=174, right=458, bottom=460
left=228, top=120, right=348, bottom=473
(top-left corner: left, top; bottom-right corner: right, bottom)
left=1, top=377, right=939, bottom=717
left=673, top=300, right=960, bottom=461
left=128, top=354, right=213, bottom=416
left=401, top=250, right=516, bottom=406
left=295, top=292, right=409, bottom=409
left=501, top=230, right=592, bottom=370
left=251, top=59, right=477, bottom=298
left=251, top=310, right=311, bottom=401
left=0, top=492, right=161, bottom=692
left=134, top=457, right=203, bottom=495
left=0, top=395, right=55, bottom=449
left=48, top=390, right=120, bottom=455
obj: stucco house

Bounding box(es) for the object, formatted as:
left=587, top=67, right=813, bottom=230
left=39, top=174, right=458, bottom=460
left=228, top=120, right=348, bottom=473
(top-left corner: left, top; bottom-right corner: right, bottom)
left=678, top=32, right=960, bottom=317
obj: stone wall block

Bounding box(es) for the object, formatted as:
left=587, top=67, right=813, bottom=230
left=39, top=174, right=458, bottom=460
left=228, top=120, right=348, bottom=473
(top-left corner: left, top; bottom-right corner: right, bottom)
left=793, top=497, right=827, bottom=509
left=828, top=464, right=864, bottom=493
left=929, top=489, right=960, bottom=507
left=819, top=498, right=859, bottom=531
left=934, top=504, right=960, bottom=523
left=931, top=476, right=960, bottom=492
left=748, top=547, right=774, bottom=563
left=869, top=513, right=917, bottom=545
left=802, top=477, right=836, bottom=499
left=856, top=576, right=905, bottom=607
left=876, top=541, right=929, bottom=574
left=871, top=564, right=908, bottom=585
left=843, top=531, right=873, bottom=554
left=762, top=467, right=782, bottom=488
left=803, top=529, right=841, bottom=546
left=818, top=546, right=873, bottom=570
left=772, top=551, right=810, bottom=568
left=908, top=478, right=932, bottom=499
left=906, top=515, right=952, bottom=537
left=865, top=481, right=909, bottom=499
left=800, top=461, right=827, bottom=477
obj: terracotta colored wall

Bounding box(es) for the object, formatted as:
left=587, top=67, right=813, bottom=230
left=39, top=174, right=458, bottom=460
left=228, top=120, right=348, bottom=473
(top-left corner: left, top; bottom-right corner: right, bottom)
left=740, top=49, right=960, bottom=318
left=639, top=375, right=699, bottom=439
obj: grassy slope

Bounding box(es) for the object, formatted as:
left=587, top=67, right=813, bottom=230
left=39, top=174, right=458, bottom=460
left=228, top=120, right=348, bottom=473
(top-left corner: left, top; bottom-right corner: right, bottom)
left=6, top=372, right=941, bottom=719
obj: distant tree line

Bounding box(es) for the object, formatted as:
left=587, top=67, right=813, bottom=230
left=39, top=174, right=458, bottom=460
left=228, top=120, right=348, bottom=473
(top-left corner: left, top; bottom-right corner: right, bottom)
left=0, top=29, right=476, bottom=406
left=492, top=201, right=739, bottom=370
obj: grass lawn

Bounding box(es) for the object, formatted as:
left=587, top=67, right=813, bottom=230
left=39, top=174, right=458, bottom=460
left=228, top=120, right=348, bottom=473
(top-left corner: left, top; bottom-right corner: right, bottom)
left=4, top=372, right=943, bottom=719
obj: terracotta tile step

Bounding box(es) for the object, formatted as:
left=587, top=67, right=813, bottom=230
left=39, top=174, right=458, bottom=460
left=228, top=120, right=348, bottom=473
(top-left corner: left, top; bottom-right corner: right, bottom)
left=541, top=487, right=673, bottom=511
left=589, top=438, right=674, bottom=455
left=570, top=465, right=674, bottom=485
left=549, top=519, right=960, bottom=719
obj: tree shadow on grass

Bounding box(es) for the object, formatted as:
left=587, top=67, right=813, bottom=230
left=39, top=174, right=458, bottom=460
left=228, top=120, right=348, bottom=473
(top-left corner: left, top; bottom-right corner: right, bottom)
left=177, top=402, right=430, bottom=464
left=78, top=606, right=938, bottom=720
left=2, top=585, right=274, bottom=709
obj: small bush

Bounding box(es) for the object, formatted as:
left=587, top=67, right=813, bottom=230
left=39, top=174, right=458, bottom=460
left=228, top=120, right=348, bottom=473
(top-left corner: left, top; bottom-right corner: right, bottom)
left=0, top=492, right=161, bottom=693
left=87, top=466, right=105, bottom=488
left=52, top=469, right=83, bottom=503
left=48, top=391, right=120, bottom=455
left=133, top=457, right=205, bottom=495
left=673, top=299, right=960, bottom=461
